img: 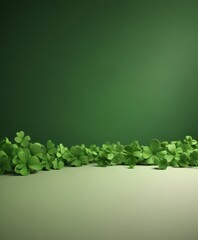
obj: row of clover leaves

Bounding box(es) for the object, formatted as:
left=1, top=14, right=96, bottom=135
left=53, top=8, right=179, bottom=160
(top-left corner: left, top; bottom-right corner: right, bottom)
left=0, top=131, right=198, bottom=176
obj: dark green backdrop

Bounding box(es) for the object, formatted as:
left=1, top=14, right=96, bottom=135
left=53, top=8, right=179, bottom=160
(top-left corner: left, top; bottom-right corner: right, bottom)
left=1, top=0, right=198, bottom=146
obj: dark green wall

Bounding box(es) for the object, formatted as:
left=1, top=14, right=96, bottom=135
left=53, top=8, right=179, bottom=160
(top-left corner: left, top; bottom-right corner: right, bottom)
left=1, top=0, right=198, bottom=146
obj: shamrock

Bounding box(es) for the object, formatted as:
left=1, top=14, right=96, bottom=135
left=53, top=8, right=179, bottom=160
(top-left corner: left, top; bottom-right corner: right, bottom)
left=51, top=158, right=64, bottom=170
left=46, top=140, right=57, bottom=155
left=161, top=141, right=169, bottom=148
left=1, top=130, right=198, bottom=176
left=29, top=142, right=51, bottom=170
left=56, top=143, right=68, bottom=158
left=13, top=148, right=42, bottom=176
left=171, top=140, right=182, bottom=148
left=96, top=150, right=113, bottom=167
left=0, top=137, right=17, bottom=159
left=85, top=144, right=99, bottom=163
left=180, top=136, right=197, bottom=155
left=14, top=131, right=31, bottom=147
left=48, top=143, right=68, bottom=170
left=63, top=145, right=91, bottom=167
left=40, top=153, right=53, bottom=170
left=30, top=141, right=65, bottom=170
left=158, top=159, right=169, bottom=170
left=189, top=150, right=198, bottom=166
left=44, top=140, right=65, bottom=170
left=184, top=136, right=197, bottom=146
left=86, top=144, right=99, bottom=155
left=95, top=142, right=120, bottom=167
left=0, top=137, right=11, bottom=148
left=123, top=141, right=143, bottom=168
left=164, top=143, right=183, bottom=167
left=29, top=142, right=45, bottom=157
left=178, top=153, right=189, bottom=168
left=38, top=140, right=58, bottom=170
left=142, top=139, right=167, bottom=165
left=109, top=142, right=126, bottom=165
left=0, top=151, right=12, bottom=175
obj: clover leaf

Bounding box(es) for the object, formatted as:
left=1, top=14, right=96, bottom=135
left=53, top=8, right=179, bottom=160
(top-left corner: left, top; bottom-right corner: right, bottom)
left=164, top=143, right=183, bottom=167
left=56, top=143, right=68, bottom=158
left=37, top=140, right=58, bottom=170
left=112, top=151, right=126, bottom=165
left=86, top=144, right=99, bottom=157
left=178, top=153, right=189, bottom=168
left=124, top=141, right=143, bottom=168
left=95, top=142, right=122, bottom=167
left=29, top=142, right=45, bottom=156
left=13, top=149, right=42, bottom=176
left=96, top=150, right=113, bottom=167
left=110, top=142, right=126, bottom=165
left=0, top=137, right=11, bottom=148
left=49, top=143, right=68, bottom=170
left=180, top=136, right=196, bottom=155
left=189, top=150, right=198, bottom=166
left=184, top=136, right=197, bottom=146
left=143, top=139, right=167, bottom=165
left=161, top=141, right=169, bottom=148
left=29, top=142, right=51, bottom=170
left=0, top=151, right=12, bottom=175
left=46, top=140, right=57, bottom=155
left=158, top=158, right=168, bottom=170
left=14, top=131, right=31, bottom=147
left=63, top=145, right=90, bottom=167
left=30, top=142, right=64, bottom=171
left=85, top=144, right=100, bottom=163
left=0, top=137, right=17, bottom=159
left=40, top=153, right=53, bottom=170
left=52, top=158, right=64, bottom=170
left=1, top=130, right=198, bottom=176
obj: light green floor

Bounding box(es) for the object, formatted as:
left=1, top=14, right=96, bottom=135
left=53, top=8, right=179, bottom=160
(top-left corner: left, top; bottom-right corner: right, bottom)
left=1, top=165, right=198, bottom=240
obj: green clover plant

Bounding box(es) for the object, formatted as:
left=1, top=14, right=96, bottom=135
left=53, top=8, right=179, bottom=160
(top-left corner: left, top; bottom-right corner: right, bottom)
left=63, top=145, right=91, bottom=167
left=14, top=131, right=31, bottom=147
left=123, top=141, right=143, bottom=168
left=189, top=150, right=198, bottom=166
left=0, top=131, right=198, bottom=176
left=142, top=139, right=167, bottom=165
left=164, top=143, right=183, bottom=167
left=96, top=142, right=118, bottom=167
left=184, top=136, right=197, bottom=147
left=12, top=148, right=42, bottom=176
left=0, top=150, right=12, bottom=175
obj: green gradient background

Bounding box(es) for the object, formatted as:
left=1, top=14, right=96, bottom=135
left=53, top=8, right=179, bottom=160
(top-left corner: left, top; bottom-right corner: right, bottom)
left=1, top=0, right=198, bottom=146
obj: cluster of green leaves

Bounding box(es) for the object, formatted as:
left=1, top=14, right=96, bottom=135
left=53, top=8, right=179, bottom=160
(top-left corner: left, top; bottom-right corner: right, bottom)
left=0, top=131, right=198, bottom=176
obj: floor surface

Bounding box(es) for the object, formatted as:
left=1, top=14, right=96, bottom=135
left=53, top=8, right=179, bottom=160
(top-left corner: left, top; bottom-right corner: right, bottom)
left=1, top=165, right=198, bottom=240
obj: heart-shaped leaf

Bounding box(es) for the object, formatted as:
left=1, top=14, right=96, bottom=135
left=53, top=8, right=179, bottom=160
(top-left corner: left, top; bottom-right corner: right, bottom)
left=29, top=156, right=42, bottom=171
left=150, top=139, right=160, bottom=153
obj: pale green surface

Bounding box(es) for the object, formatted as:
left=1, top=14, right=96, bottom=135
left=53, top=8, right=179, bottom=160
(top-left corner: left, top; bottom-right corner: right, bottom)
left=1, top=165, right=198, bottom=240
